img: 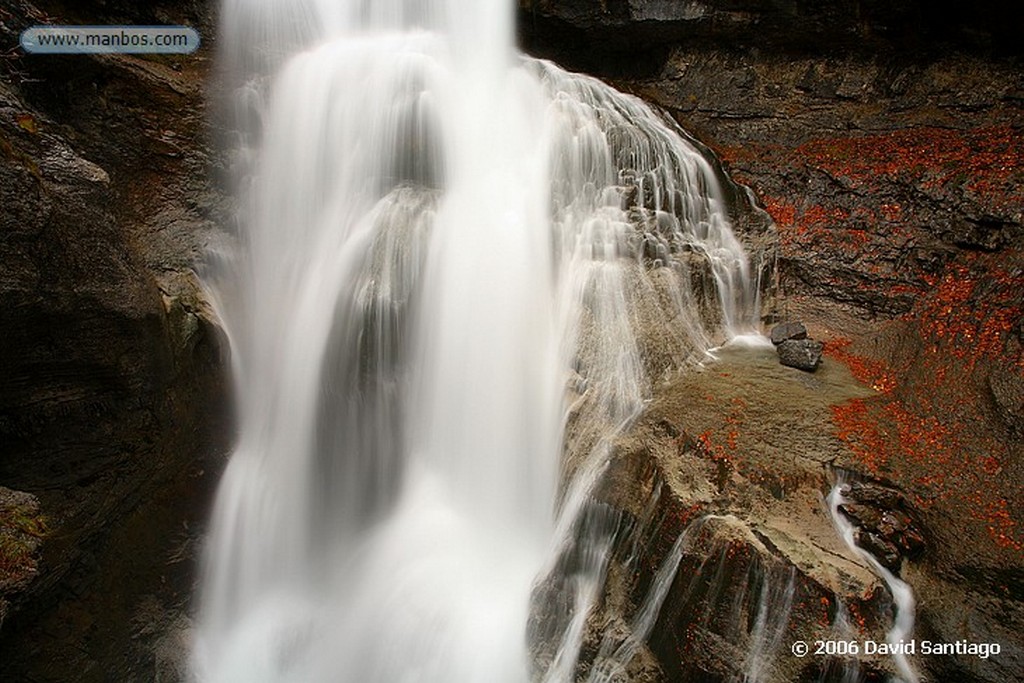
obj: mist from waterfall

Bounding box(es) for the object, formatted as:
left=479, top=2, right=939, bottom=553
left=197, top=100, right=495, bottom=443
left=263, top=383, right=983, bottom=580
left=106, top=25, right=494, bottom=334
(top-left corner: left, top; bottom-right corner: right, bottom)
left=194, top=1, right=759, bottom=681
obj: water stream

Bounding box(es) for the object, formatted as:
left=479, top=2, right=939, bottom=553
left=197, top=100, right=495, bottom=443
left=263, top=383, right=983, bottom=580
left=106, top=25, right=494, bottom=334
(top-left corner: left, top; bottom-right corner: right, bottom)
left=827, top=478, right=919, bottom=683
left=194, top=1, right=760, bottom=681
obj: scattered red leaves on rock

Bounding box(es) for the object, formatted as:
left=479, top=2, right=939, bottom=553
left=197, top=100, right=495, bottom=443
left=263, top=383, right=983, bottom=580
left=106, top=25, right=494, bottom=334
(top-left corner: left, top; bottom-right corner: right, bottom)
left=827, top=338, right=896, bottom=393
left=826, top=254, right=1023, bottom=555
left=740, top=123, right=1023, bottom=558
left=795, top=126, right=1024, bottom=204
left=916, top=260, right=1023, bottom=370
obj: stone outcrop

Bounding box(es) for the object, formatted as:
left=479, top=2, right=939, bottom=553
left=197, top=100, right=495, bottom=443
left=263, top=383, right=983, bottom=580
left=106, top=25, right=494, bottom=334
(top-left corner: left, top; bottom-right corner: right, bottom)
left=533, top=340, right=901, bottom=682
left=837, top=481, right=926, bottom=574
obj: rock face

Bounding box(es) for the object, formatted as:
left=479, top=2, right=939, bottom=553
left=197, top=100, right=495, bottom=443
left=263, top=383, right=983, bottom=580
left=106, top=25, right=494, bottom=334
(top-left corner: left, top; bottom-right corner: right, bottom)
left=522, top=4, right=1024, bottom=683
left=518, top=0, right=1024, bottom=76
left=533, top=344, right=898, bottom=682
left=0, top=1, right=227, bottom=680
left=990, top=370, right=1024, bottom=436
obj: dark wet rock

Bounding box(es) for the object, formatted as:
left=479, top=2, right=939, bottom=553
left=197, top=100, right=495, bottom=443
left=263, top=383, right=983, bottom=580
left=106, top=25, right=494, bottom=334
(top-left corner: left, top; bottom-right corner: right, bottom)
left=898, top=526, right=926, bottom=559
left=770, top=321, right=808, bottom=345
left=877, top=510, right=908, bottom=537
left=777, top=339, right=824, bottom=371
left=849, top=482, right=906, bottom=510
left=838, top=502, right=883, bottom=530
left=841, top=482, right=927, bottom=571
left=855, top=529, right=903, bottom=573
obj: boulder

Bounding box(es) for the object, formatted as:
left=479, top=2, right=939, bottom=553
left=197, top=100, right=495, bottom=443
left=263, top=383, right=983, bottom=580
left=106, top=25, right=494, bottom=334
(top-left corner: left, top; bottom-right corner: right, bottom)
left=769, top=321, right=808, bottom=345
left=777, top=339, right=824, bottom=371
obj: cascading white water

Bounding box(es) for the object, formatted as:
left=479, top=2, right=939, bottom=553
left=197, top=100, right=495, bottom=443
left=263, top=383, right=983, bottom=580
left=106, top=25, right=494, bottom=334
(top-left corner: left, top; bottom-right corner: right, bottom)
left=827, top=480, right=919, bottom=683
left=584, top=517, right=709, bottom=683
left=195, top=1, right=760, bottom=681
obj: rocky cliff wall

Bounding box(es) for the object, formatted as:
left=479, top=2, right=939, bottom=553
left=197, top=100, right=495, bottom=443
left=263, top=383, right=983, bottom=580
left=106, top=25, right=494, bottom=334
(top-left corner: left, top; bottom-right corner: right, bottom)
left=519, top=0, right=1024, bottom=75
left=0, top=1, right=227, bottom=680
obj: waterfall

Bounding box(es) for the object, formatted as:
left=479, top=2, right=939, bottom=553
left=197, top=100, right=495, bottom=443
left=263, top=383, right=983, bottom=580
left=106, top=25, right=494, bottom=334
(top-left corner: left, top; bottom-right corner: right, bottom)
left=194, top=1, right=760, bottom=681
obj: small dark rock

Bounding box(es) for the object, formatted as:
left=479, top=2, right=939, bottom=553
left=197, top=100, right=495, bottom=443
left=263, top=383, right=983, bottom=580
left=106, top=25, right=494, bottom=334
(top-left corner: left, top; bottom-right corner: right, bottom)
left=849, top=482, right=905, bottom=509
left=770, top=322, right=808, bottom=345
left=877, top=510, right=909, bottom=537
left=777, top=339, right=823, bottom=371
left=839, top=502, right=883, bottom=529
left=855, top=529, right=902, bottom=572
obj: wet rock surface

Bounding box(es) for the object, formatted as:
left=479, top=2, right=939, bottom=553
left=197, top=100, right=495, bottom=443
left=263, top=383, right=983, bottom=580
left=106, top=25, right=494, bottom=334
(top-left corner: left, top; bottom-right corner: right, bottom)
left=534, top=344, right=900, bottom=682
left=837, top=481, right=926, bottom=574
